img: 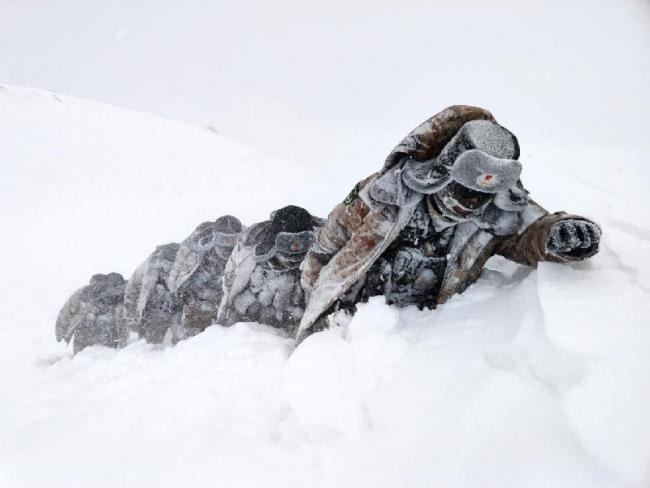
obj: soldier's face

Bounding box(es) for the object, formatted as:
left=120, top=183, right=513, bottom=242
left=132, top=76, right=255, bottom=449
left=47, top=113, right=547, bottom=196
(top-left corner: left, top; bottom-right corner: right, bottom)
left=433, top=182, right=493, bottom=220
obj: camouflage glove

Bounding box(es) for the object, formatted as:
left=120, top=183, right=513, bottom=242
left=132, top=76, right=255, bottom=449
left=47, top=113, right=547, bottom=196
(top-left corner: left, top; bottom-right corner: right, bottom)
left=546, top=218, right=601, bottom=259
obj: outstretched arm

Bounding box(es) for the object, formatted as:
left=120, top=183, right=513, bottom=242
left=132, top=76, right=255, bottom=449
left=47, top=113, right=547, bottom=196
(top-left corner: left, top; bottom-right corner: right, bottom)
left=495, top=203, right=601, bottom=266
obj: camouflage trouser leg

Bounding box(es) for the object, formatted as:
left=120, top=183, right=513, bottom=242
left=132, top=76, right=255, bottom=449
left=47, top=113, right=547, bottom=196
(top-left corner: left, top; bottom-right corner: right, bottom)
left=139, top=309, right=182, bottom=344
left=181, top=304, right=216, bottom=337
left=296, top=288, right=359, bottom=345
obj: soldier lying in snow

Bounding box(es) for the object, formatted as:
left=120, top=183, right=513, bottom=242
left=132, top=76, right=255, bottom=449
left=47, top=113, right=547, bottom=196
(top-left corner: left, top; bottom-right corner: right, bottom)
left=296, top=105, right=601, bottom=342
left=56, top=216, right=243, bottom=352
left=55, top=273, right=128, bottom=353
left=123, top=216, right=243, bottom=343
left=217, top=206, right=324, bottom=330
left=123, top=242, right=182, bottom=344
left=167, top=215, right=243, bottom=336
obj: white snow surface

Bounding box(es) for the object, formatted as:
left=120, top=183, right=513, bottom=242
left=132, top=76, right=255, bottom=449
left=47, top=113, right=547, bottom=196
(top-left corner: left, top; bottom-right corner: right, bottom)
left=1, top=85, right=650, bottom=488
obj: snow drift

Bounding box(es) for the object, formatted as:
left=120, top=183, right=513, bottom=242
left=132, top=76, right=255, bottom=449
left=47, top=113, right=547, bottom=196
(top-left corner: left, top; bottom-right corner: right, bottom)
left=0, top=85, right=649, bottom=488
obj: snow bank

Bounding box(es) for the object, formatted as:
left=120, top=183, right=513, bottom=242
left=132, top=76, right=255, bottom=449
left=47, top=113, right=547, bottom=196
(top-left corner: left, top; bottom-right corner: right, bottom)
left=1, top=86, right=649, bottom=487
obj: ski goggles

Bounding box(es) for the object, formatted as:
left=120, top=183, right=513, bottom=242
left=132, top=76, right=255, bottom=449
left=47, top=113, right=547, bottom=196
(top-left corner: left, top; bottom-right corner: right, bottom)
left=275, top=230, right=314, bottom=255
left=436, top=181, right=493, bottom=217
left=446, top=182, right=493, bottom=210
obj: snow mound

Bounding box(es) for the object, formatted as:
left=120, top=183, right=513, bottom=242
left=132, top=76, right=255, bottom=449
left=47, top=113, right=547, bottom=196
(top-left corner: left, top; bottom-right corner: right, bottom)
left=1, top=86, right=649, bottom=487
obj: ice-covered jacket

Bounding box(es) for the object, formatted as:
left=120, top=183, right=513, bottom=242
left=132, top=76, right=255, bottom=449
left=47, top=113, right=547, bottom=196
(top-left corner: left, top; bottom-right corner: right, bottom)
left=55, top=273, right=128, bottom=353
left=297, top=105, right=597, bottom=340
left=217, top=216, right=322, bottom=330
left=167, top=223, right=231, bottom=332
left=123, top=242, right=182, bottom=343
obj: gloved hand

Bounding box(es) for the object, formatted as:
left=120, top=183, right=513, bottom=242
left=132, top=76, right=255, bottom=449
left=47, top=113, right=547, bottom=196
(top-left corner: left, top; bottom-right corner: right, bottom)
left=546, top=218, right=601, bottom=259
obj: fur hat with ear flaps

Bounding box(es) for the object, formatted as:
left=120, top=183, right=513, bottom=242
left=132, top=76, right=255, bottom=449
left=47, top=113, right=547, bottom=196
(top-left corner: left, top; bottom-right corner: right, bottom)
left=190, top=216, right=243, bottom=252
left=212, top=215, right=244, bottom=250
left=373, top=106, right=529, bottom=213
left=247, top=205, right=323, bottom=261
left=214, top=215, right=244, bottom=235
left=401, top=119, right=522, bottom=195
left=381, top=105, right=496, bottom=173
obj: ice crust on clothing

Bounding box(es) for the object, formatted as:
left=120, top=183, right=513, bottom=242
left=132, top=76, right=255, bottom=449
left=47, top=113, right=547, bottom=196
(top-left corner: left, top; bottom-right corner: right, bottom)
left=399, top=119, right=521, bottom=195
left=55, top=273, right=128, bottom=353
left=367, top=157, right=535, bottom=238
left=220, top=207, right=321, bottom=329
left=357, top=200, right=452, bottom=309
left=400, top=158, right=451, bottom=195
left=437, top=119, right=520, bottom=167
left=450, top=149, right=522, bottom=193
left=231, top=262, right=305, bottom=328
left=546, top=218, right=602, bottom=259
left=168, top=220, right=239, bottom=333
left=123, top=243, right=181, bottom=344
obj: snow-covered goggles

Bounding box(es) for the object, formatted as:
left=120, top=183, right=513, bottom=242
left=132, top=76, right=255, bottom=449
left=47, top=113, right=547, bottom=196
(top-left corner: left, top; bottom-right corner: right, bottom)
left=275, top=230, right=314, bottom=255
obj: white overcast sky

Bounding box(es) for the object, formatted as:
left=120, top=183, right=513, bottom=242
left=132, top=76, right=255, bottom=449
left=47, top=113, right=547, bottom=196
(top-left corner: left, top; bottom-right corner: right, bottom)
left=1, top=0, right=649, bottom=167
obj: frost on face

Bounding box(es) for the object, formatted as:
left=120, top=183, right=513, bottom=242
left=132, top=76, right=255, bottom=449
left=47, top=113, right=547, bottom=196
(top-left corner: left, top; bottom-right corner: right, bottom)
left=55, top=272, right=128, bottom=354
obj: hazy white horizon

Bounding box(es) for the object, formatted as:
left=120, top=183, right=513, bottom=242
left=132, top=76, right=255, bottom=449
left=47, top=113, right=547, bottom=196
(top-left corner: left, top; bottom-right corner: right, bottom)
left=2, top=0, right=649, bottom=171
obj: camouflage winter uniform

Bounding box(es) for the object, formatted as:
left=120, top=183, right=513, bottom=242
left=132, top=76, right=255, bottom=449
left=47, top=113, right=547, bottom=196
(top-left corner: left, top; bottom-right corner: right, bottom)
left=297, top=105, right=601, bottom=340
left=123, top=242, right=182, bottom=344
left=55, top=272, right=128, bottom=354
left=167, top=216, right=243, bottom=336
left=217, top=206, right=324, bottom=330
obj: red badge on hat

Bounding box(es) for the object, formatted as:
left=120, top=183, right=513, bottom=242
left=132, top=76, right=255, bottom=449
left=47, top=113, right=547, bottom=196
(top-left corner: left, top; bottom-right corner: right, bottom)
left=476, top=173, right=496, bottom=188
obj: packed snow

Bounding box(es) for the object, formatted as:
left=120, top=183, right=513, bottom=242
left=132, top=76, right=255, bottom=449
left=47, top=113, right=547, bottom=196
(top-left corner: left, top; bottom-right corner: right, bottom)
left=1, top=84, right=648, bottom=487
